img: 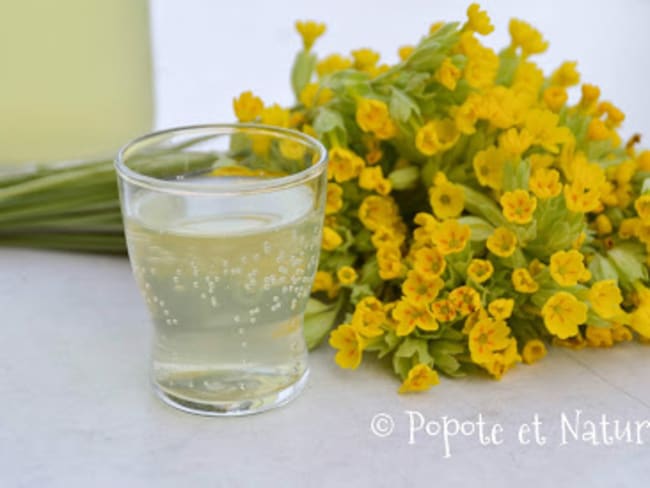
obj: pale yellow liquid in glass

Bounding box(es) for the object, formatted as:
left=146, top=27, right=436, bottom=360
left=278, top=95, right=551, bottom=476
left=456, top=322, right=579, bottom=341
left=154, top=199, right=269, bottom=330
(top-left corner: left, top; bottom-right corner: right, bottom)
left=124, top=177, right=321, bottom=412
left=0, top=0, right=153, bottom=165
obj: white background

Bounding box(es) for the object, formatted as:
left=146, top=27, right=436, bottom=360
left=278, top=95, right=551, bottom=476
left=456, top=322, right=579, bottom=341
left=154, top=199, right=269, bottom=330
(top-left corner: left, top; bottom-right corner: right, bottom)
left=152, top=0, right=650, bottom=141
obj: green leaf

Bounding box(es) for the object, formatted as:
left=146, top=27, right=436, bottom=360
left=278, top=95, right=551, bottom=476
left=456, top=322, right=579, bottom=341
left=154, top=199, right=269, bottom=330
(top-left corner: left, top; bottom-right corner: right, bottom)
left=389, top=88, right=421, bottom=122
left=303, top=297, right=344, bottom=349
left=495, top=48, right=519, bottom=86
left=291, top=50, right=317, bottom=99
left=323, top=70, right=371, bottom=96
left=313, top=108, right=346, bottom=135
left=461, top=185, right=507, bottom=227
left=607, top=242, right=649, bottom=290
left=502, top=159, right=530, bottom=191
left=392, top=337, right=434, bottom=379
left=432, top=352, right=462, bottom=376
left=458, top=216, right=494, bottom=241
left=365, top=330, right=401, bottom=359
left=589, top=253, right=619, bottom=281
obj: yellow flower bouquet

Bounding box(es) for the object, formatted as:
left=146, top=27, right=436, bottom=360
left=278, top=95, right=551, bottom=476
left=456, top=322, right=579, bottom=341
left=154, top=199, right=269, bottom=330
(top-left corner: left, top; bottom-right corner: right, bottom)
left=1, top=4, right=649, bottom=394
left=232, top=4, right=650, bottom=392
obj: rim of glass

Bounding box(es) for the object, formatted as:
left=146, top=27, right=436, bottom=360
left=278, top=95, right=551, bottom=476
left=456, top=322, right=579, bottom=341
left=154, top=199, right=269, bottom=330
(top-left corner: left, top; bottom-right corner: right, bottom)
left=114, top=123, right=328, bottom=195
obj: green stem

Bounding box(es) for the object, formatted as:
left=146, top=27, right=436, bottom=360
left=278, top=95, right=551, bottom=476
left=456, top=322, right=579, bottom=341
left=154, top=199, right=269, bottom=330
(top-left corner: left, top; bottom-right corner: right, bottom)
left=0, top=232, right=126, bottom=253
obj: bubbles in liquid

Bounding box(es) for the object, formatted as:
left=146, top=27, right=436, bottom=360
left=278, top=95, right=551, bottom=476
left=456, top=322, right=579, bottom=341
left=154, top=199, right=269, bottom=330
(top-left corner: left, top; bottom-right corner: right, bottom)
left=125, top=178, right=319, bottom=405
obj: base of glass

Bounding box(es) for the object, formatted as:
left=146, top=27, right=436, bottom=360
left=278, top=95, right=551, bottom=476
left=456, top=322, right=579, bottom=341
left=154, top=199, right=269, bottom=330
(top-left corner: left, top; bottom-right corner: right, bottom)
left=152, top=368, right=309, bottom=416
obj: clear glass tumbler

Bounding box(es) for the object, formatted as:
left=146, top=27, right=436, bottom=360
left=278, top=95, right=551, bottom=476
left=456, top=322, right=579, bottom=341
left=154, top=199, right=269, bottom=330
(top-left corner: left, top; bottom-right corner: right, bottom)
left=115, top=124, right=328, bottom=416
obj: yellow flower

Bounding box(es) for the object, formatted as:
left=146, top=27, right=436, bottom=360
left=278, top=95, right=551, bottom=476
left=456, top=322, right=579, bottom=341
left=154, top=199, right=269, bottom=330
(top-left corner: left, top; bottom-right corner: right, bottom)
left=469, top=317, right=512, bottom=363
left=473, top=146, right=507, bottom=189
left=529, top=168, right=562, bottom=199
left=553, top=335, right=586, bottom=350
left=543, top=86, right=568, bottom=112
left=279, top=139, right=306, bottom=160
left=372, top=225, right=404, bottom=249
left=232, top=91, right=263, bottom=122
left=415, top=119, right=460, bottom=155
left=541, top=292, right=588, bottom=339
left=563, top=161, right=606, bottom=213
left=398, top=45, right=414, bottom=61
left=464, top=47, right=499, bottom=88
left=327, top=147, right=364, bottom=182
left=329, top=324, right=364, bottom=369
left=594, top=214, right=613, bottom=236
left=435, top=58, right=462, bottom=91
left=498, top=128, right=533, bottom=156
left=521, top=339, right=547, bottom=364
left=337, top=266, right=358, bottom=286
left=356, top=98, right=397, bottom=140
left=529, top=153, right=555, bottom=171
left=511, top=268, right=539, bottom=293
left=486, top=226, right=518, bottom=257
left=500, top=190, right=537, bottom=224
left=413, top=212, right=439, bottom=236
left=393, top=299, right=439, bottom=336
left=598, top=101, right=625, bottom=127
left=619, top=217, right=641, bottom=239
left=488, top=298, right=514, bottom=320
left=378, top=261, right=403, bottom=281
left=512, top=60, right=544, bottom=96
left=413, top=246, right=447, bottom=277
left=634, top=194, right=650, bottom=224
left=351, top=48, right=380, bottom=71
left=612, top=324, right=633, bottom=343
left=453, top=95, right=481, bottom=135
left=637, top=150, right=650, bottom=171
left=430, top=299, right=457, bottom=322
left=509, top=18, right=548, bottom=56
left=402, top=271, right=444, bottom=306
left=398, top=364, right=440, bottom=393
left=549, top=250, right=587, bottom=287
left=375, top=179, right=392, bottom=196
left=351, top=297, right=385, bottom=337
left=358, top=195, right=399, bottom=231
left=261, top=104, right=290, bottom=128
left=551, top=61, right=580, bottom=87
left=312, top=270, right=337, bottom=298
left=358, top=166, right=384, bottom=191
left=448, top=286, right=482, bottom=317
left=587, top=118, right=609, bottom=141
left=467, top=259, right=494, bottom=283
left=524, top=109, right=572, bottom=154
left=630, top=303, right=650, bottom=338
left=431, top=219, right=471, bottom=255
left=298, top=83, right=333, bottom=108
left=326, top=183, right=343, bottom=215
left=316, top=54, right=352, bottom=76
left=588, top=280, right=624, bottom=319
left=363, top=136, right=383, bottom=165
left=483, top=338, right=520, bottom=379
left=465, top=3, right=494, bottom=35
left=462, top=307, right=489, bottom=334
left=429, top=174, right=464, bottom=220
left=295, top=20, right=326, bottom=50
left=579, top=83, right=601, bottom=110
left=585, top=326, right=614, bottom=348
left=322, top=226, right=343, bottom=251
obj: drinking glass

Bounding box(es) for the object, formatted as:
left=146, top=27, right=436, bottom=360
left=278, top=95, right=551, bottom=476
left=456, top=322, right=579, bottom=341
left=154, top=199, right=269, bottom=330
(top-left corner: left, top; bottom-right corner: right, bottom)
left=115, top=124, right=328, bottom=416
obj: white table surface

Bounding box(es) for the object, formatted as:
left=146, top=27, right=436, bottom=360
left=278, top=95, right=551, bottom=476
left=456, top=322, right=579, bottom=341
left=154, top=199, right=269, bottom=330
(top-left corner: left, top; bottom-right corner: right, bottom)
left=1, top=248, right=649, bottom=487
left=3, top=1, right=650, bottom=486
